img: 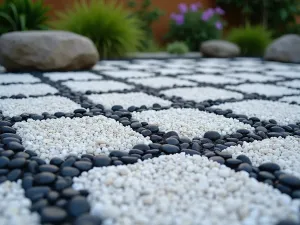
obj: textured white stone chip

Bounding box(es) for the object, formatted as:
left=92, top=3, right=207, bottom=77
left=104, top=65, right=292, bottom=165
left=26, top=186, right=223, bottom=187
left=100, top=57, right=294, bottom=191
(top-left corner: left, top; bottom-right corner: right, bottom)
left=224, top=136, right=300, bottom=177
left=226, top=83, right=300, bottom=96
left=279, top=96, right=300, bottom=104
left=44, top=72, right=102, bottom=81
left=87, top=92, right=171, bottom=109
left=278, top=80, right=300, bottom=89
left=0, top=96, right=81, bottom=117
left=225, top=73, right=283, bottom=82
left=14, top=115, right=151, bottom=162
left=217, top=100, right=300, bottom=125
left=195, top=67, right=224, bottom=74
left=132, top=108, right=253, bottom=138
left=0, top=181, right=40, bottom=225
left=180, top=74, right=243, bottom=84
left=161, top=87, right=243, bottom=102
left=152, top=68, right=192, bottom=75
left=62, top=80, right=134, bottom=93
left=128, top=77, right=196, bottom=88
left=265, top=71, right=300, bottom=78
left=0, top=83, right=58, bottom=97
left=0, top=74, right=40, bottom=84
left=73, top=154, right=300, bottom=225
left=102, top=70, right=154, bottom=79
left=92, top=64, right=120, bottom=71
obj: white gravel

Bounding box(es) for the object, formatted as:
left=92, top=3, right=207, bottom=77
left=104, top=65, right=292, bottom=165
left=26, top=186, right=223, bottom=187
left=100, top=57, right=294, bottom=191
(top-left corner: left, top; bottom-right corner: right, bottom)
left=0, top=74, right=40, bottom=84
left=73, top=153, right=300, bottom=225
left=133, top=59, right=166, bottom=65
left=225, top=83, right=300, bottom=96
left=225, top=73, right=283, bottom=82
left=102, top=70, right=155, bottom=79
left=216, top=100, right=300, bottom=125
left=132, top=108, right=253, bottom=138
left=87, top=92, right=172, bottom=109
left=228, top=67, right=262, bottom=73
left=265, top=63, right=295, bottom=71
left=180, top=74, right=243, bottom=84
left=152, top=68, right=192, bottom=75
left=128, top=77, right=196, bottom=88
left=160, top=87, right=243, bottom=102
left=0, top=96, right=81, bottom=117
left=0, top=83, right=58, bottom=97
left=265, top=71, right=300, bottom=78
left=120, top=64, right=161, bottom=71
left=278, top=80, right=300, bottom=89
left=195, top=67, right=225, bottom=74
left=62, top=80, right=134, bottom=93
left=98, top=61, right=130, bottom=67
left=14, top=115, right=151, bottom=162
left=0, top=181, right=40, bottom=225
left=43, top=71, right=102, bottom=81
left=224, top=136, right=300, bottom=177
left=92, top=64, right=120, bottom=71
left=279, top=96, right=300, bottom=104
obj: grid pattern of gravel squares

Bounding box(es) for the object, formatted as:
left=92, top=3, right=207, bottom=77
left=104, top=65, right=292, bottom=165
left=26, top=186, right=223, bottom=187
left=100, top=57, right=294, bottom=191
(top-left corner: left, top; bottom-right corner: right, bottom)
left=0, top=74, right=41, bottom=84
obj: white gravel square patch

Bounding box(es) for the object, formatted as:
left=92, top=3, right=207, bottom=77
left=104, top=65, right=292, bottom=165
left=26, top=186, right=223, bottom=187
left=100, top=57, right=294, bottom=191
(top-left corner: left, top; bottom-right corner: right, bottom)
left=87, top=92, right=172, bottom=109
left=228, top=67, right=262, bottom=73
left=92, top=64, right=119, bottom=71
left=62, top=80, right=134, bottom=93
left=278, top=80, right=300, bottom=89
left=0, top=74, right=40, bottom=84
left=0, top=96, right=81, bottom=117
left=216, top=100, right=300, bottom=124
left=224, top=136, right=300, bottom=177
left=132, top=108, right=253, bottom=138
left=265, top=63, right=294, bottom=71
left=98, top=60, right=130, bottom=67
left=0, top=83, right=58, bottom=97
left=160, top=87, right=243, bottom=102
left=279, top=96, right=300, bottom=104
left=128, top=77, right=197, bottom=88
left=44, top=71, right=102, bottom=81
left=180, top=74, right=243, bottom=84
left=120, top=64, right=160, bottom=71
left=102, top=70, right=154, bottom=78
left=133, top=59, right=166, bottom=65
left=14, top=115, right=151, bottom=162
left=226, top=83, right=300, bottom=96
left=195, top=67, right=224, bottom=74
left=152, top=68, right=192, bottom=75
left=73, top=154, right=299, bottom=225
left=265, top=71, right=300, bottom=78
left=225, top=73, right=283, bottom=82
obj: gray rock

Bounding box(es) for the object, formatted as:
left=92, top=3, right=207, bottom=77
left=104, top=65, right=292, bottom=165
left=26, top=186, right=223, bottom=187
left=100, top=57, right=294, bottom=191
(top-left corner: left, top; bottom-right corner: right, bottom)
left=265, top=34, right=300, bottom=63
left=0, top=31, right=99, bottom=71
left=200, top=40, right=240, bottom=57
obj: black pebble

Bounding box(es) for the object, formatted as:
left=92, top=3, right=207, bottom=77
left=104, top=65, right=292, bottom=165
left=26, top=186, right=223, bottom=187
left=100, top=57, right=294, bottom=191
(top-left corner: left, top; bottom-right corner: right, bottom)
left=39, top=164, right=59, bottom=173
left=8, top=158, right=26, bottom=168
left=258, top=171, right=276, bottom=180
left=25, top=186, right=50, bottom=200
left=61, top=167, right=80, bottom=177
left=258, top=162, right=280, bottom=172
left=166, top=138, right=179, bottom=145
left=47, top=191, right=60, bottom=203
left=203, top=131, right=221, bottom=141
left=50, top=157, right=64, bottom=166
left=0, top=126, right=16, bottom=134
left=74, top=161, right=93, bottom=171
left=226, top=158, right=242, bottom=168
left=0, top=156, right=9, bottom=168
left=161, top=144, right=180, bottom=154
left=67, top=196, right=90, bottom=217
left=41, top=206, right=67, bottom=223
left=121, top=156, right=138, bottom=164
left=93, top=155, right=111, bottom=167
left=279, top=174, right=300, bottom=188
left=209, top=156, right=225, bottom=164
left=2, top=137, right=21, bottom=144
left=6, top=141, right=24, bottom=151
left=236, top=155, right=252, bottom=165
left=7, top=169, right=22, bottom=181
left=28, top=160, right=39, bottom=173
left=74, top=214, right=102, bottom=225
left=181, top=149, right=200, bottom=156
left=34, top=172, right=56, bottom=184
left=61, top=188, right=80, bottom=199
left=237, top=163, right=252, bottom=173
left=132, top=144, right=150, bottom=151
left=22, top=176, right=34, bottom=190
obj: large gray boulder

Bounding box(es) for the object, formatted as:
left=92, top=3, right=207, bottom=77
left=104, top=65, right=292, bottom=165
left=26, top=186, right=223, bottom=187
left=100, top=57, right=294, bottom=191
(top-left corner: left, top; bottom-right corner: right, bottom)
left=200, top=40, right=240, bottom=57
left=265, top=34, right=300, bottom=63
left=0, top=31, right=99, bottom=71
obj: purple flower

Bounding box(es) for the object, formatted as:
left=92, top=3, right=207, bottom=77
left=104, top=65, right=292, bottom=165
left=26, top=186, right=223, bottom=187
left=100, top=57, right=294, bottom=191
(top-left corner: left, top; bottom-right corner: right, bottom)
left=190, top=2, right=201, bottom=12
left=215, top=7, right=225, bottom=15
left=215, top=21, right=223, bottom=30
left=201, top=8, right=214, bottom=21
left=178, top=3, right=188, bottom=14
left=171, top=13, right=185, bottom=25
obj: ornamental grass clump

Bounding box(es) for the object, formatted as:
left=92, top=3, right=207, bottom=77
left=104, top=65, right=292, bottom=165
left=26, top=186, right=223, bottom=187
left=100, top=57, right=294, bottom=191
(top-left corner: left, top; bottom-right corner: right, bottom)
left=52, top=0, right=145, bottom=59
left=166, top=2, right=225, bottom=51
left=167, top=41, right=189, bottom=55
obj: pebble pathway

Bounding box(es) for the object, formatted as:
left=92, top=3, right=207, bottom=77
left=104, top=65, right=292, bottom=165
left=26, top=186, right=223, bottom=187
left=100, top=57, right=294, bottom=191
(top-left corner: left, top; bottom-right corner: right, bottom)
left=0, top=58, right=300, bottom=225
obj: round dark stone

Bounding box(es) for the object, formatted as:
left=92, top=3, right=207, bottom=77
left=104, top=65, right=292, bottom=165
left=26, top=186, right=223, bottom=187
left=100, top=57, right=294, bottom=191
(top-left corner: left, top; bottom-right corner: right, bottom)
left=109, top=151, right=128, bottom=158
left=14, top=152, right=30, bottom=159
left=34, top=172, right=56, bottom=184
left=191, top=142, right=201, bottom=151
left=8, top=158, right=26, bottom=168
left=215, top=151, right=232, bottom=159
left=2, top=137, right=21, bottom=144
left=25, top=186, right=50, bottom=200
left=61, top=167, right=80, bottom=177
left=258, top=171, right=276, bottom=180
left=81, top=154, right=94, bottom=160
left=0, top=121, right=12, bottom=127
left=257, top=131, right=268, bottom=139
left=120, top=156, right=138, bottom=164
left=0, top=169, right=8, bottom=176
left=236, top=155, right=252, bottom=165
left=113, top=160, right=123, bottom=166
left=28, top=160, right=39, bottom=173
left=202, top=143, right=214, bottom=149
left=141, top=129, right=152, bottom=136
left=0, top=126, right=16, bottom=134
left=180, top=143, right=190, bottom=149
left=0, top=133, right=21, bottom=140
left=61, top=188, right=80, bottom=199
left=74, top=108, right=86, bottom=114
left=39, top=165, right=59, bottom=173
left=270, top=126, right=285, bottom=133
left=60, top=157, right=76, bottom=168
left=0, top=156, right=9, bottom=168
left=131, top=122, right=142, bottom=129
left=236, top=129, right=250, bottom=135
left=67, top=196, right=90, bottom=217
left=161, top=144, right=180, bottom=154
left=50, top=157, right=64, bottom=166
left=150, top=135, right=163, bottom=142
left=0, top=150, right=14, bottom=158
left=132, top=144, right=150, bottom=152
left=258, top=162, right=280, bottom=172
left=145, top=125, right=159, bottom=133
left=292, top=190, right=300, bottom=199
left=179, top=137, right=191, bottom=143
left=74, top=214, right=102, bottom=225
left=279, top=174, right=300, bottom=188
left=74, top=161, right=93, bottom=171
left=181, top=149, right=200, bottom=156
left=210, top=156, right=225, bottom=164
left=6, top=141, right=24, bottom=152
left=226, top=158, right=242, bottom=168
left=93, top=155, right=111, bottom=167
left=146, top=149, right=160, bottom=156
left=166, top=138, right=179, bottom=145
left=31, top=199, right=48, bottom=212
left=112, top=105, right=123, bottom=111
left=55, top=179, right=69, bottom=191
left=46, top=191, right=59, bottom=203
left=255, top=126, right=268, bottom=133
left=54, top=112, right=65, bottom=118
left=142, top=154, right=152, bottom=160
left=129, top=149, right=144, bottom=155
left=203, top=131, right=221, bottom=141
left=275, top=183, right=292, bottom=195
left=7, top=169, right=22, bottom=181
left=25, top=150, right=38, bottom=157
left=237, top=163, right=252, bottom=173
left=41, top=206, right=67, bottom=223
left=163, top=131, right=179, bottom=139
left=22, top=176, right=34, bottom=190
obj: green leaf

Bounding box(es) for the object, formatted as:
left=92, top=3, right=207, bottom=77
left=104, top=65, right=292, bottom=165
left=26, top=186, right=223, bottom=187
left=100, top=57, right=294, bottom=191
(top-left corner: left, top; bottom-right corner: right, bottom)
left=19, top=14, right=27, bottom=30
left=0, top=12, right=17, bottom=30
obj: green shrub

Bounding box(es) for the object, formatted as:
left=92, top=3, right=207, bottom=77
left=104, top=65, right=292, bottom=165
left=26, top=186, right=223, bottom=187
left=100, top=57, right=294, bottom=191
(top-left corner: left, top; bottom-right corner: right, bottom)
left=0, top=0, right=50, bottom=35
left=227, top=25, right=272, bottom=57
left=166, top=3, right=225, bottom=51
left=52, top=0, right=145, bottom=59
left=167, top=41, right=189, bottom=54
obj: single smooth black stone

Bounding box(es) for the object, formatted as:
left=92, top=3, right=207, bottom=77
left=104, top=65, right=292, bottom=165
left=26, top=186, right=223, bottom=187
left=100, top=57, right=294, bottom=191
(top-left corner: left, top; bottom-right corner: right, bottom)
left=61, top=167, right=80, bottom=177
left=165, top=137, right=179, bottom=145
left=226, top=138, right=239, bottom=143
left=146, top=149, right=160, bottom=156
left=0, top=169, right=8, bottom=176
left=31, top=114, right=44, bottom=120
left=47, top=191, right=60, bottom=203
left=255, top=126, right=268, bottom=133
left=150, top=135, right=163, bottom=142
left=179, top=137, right=191, bottom=143
left=111, top=105, right=123, bottom=111
left=109, top=151, right=128, bottom=158
left=161, top=144, right=180, bottom=154
left=31, top=199, right=48, bottom=212
left=0, top=156, right=9, bottom=168
left=50, top=157, right=64, bottom=166
left=226, top=158, right=242, bottom=168
left=34, top=172, right=56, bottom=184
left=191, top=142, right=201, bottom=151
left=6, top=141, right=24, bottom=152
left=258, top=171, right=276, bottom=180
left=81, top=154, right=94, bottom=160
left=61, top=188, right=80, bottom=199
left=149, top=143, right=161, bottom=149
left=8, top=158, right=26, bottom=168
left=215, top=139, right=225, bottom=145
left=141, top=129, right=152, bottom=136
left=30, top=156, right=46, bottom=165
left=141, top=121, right=148, bottom=126
left=0, top=133, right=21, bottom=140
left=163, top=131, right=179, bottom=139
left=22, top=176, right=34, bottom=190
left=28, top=160, right=39, bottom=174
left=74, top=161, right=93, bottom=171
left=236, top=129, right=250, bottom=135
left=276, top=220, right=299, bottom=225
left=279, top=174, right=300, bottom=188
left=0, top=126, right=16, bottom=134
left=256, top=131, right=267, bottom=139
left=179, top=143, right=190, bottom=149
left=2, top=137, right=21, bottom=144
left=130, top=122, right=142, bottom=129
left=203, top=131, right=221, bottom=141
left=55, top=179, right=69, bottom=191
left=270, top=126, right=285, bottom=133
left=224, top=142, right=236, bottom=147
left=209, top=156, right=225, bottom=164
left=268, top=132, right=282, bottom=138
left=14, top=152, right=29, bottom=159
left=236, top=155, right=252, bottom=165
left=74, top=108, right=86, bottom=114
left=230, top=133, right=243, bottom=139
left=132, top=144, right=150, bottom=152
left=67, top=196, right=90, bottom=217
left=182, top=149, right=200, bottom=156
left=60, top=157, right=76, bottom=168
left=113, top=160, right=124, bottom=166
left=7, top=169, right=22, bottom=181
left=292, top=190, right=300, bottom=199
left=215, top=151, right=232, bottom=159
left=0, top=121, right=12, bottom=127
left=93, top=155, right=111, bottom=167
left=39, top=165, right=59, bottom=173
left=0, top=150, right=13, bottom=158
left=237, top=163, right=252, bottom=173
left=258, top=162, right=280, bottom=172
left=282, top=125, right=293, bottom=132
left=215, top=144, right=227, bottom=151
left=269, top=119, right=277, bottom=124
left=41, top=206, right=67, bottom=223
left=120, top=156, right=138, bottom=164
left=202, top=143, right=214, bottom=149
left=55, top=199, right=68, bottom=208
left=12, top=116, right=22, bottom=122
left=74, top=214, right=102, bottom=225
left=275, top=183, right=292, bottom=195
left=142, top=153, right=152, bottom=160
left=145, top=125, right=159, bottom=133
left=54, top=112, right=65, bottom=118
left=274, top=170, right=286, bottom=178
left=129, top=149, right=144, bottom=155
